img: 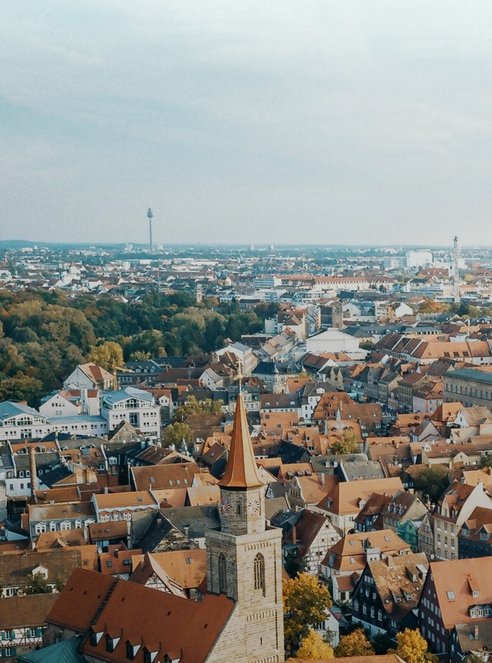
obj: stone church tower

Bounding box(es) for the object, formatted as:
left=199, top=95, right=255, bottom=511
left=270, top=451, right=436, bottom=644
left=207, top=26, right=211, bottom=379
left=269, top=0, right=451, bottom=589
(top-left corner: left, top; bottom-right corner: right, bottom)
left=206, top=394, right=284, bottom=663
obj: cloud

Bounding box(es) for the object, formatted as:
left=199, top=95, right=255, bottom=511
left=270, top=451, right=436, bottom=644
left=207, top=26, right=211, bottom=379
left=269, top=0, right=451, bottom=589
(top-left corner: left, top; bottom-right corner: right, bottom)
left=1, top=0, right=492, bottom=245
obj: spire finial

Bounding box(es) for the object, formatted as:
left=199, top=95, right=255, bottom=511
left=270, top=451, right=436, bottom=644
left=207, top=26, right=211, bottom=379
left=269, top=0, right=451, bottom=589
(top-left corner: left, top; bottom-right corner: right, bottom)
left=237, top=359, right=243, bottom=395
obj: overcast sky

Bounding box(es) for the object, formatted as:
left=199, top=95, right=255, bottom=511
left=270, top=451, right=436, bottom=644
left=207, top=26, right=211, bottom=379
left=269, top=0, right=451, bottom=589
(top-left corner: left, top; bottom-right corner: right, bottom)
left=2, top=1, right=492, bottom=246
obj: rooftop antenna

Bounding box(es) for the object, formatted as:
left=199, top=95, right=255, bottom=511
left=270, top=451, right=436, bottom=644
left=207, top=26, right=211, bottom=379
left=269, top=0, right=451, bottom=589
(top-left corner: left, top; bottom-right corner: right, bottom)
left=147, top=208, right=154, bottom=252
left=453, top=236, right=460, bottom=304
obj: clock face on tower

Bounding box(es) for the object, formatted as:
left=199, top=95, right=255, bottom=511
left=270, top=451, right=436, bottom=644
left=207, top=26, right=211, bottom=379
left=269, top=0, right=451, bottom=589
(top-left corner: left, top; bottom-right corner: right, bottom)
left=247, top=497, right=261, bottom=515
left=220, top=497, right=232, bottom=515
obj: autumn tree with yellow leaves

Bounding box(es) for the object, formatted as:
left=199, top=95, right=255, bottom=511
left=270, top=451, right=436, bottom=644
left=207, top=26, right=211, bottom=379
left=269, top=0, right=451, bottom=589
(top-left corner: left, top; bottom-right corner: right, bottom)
left=283, top=573, right=332, bottom=654
left=335, top=628, right=374, bottom=658
left=297, top=630, right=334, bottom=661
left=393, top=628, right=438, bottom=663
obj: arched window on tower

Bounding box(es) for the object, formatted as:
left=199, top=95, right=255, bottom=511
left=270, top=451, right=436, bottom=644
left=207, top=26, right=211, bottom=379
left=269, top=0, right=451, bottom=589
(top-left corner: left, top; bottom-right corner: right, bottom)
left=218, top=553, right=227, bottom=594
left=254, top=553, right=266, bottom=597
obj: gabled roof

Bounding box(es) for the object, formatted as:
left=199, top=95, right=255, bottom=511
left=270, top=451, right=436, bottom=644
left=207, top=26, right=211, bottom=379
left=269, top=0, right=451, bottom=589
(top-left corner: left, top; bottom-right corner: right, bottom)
left=429, top=557, right=492, bottom=628
left=49, top=568, right=235, bottom=663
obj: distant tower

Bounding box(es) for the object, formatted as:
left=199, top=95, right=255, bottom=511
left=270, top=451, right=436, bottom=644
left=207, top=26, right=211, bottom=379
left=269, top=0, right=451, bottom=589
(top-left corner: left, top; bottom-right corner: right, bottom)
left=147, top=208, right=154, bottom=251
left=453, top=236, right=460, bottom=304
left=195, top=283, right=203, bottom=304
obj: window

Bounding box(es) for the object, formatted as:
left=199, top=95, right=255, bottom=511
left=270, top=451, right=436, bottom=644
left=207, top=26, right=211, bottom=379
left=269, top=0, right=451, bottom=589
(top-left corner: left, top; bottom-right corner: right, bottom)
left=254, top=553, right=266, bottom=597
left=106, top=635, right=119, bottom=653
left=218, top=553, right=227, bottom=594
left=126, top=641, right=139, bottom=660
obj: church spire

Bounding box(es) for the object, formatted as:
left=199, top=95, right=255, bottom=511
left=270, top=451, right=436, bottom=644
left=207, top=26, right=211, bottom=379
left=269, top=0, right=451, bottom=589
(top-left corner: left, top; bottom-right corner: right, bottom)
left=219, top=393, right=264, bottom=489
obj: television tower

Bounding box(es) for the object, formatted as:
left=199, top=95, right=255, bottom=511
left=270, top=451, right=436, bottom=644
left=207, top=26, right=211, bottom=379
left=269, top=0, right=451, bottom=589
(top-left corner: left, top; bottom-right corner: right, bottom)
left=453, top=235, right=460, bottom=304
left=147, top=208, right=154, bottom=251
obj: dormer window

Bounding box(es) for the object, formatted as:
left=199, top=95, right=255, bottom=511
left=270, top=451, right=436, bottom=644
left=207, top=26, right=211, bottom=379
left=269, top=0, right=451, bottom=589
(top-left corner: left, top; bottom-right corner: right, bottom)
left=126, top=641, right=140, bottom=660
left=90, top=630, right=103, bottom=646
left=143, top=648, right=158, bottom=663
left=106, top=635, right=120, bottom=652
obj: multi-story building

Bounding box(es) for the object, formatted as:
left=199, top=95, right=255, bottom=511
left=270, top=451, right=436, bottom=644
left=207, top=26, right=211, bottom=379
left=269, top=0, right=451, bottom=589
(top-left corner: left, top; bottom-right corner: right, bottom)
left=419, top=557, right=492, bottom=659
left=444, top=368, right=492, bottom=406
left=458, top=505, right=492, bottom=558
left=0, top=403, right=51, bottom=442
left=321, top=529, right=412, bottom=604
left=0, top=594, right=57, bottom=661
left=317, top=477, right=404, bottom=532
left=432, top=482, right=491, bottom=560
left=352, top=552, right=428, bottom=638
left=29, top=501, right=96, bottom=539
left=101, top=387, right=161, bottom=438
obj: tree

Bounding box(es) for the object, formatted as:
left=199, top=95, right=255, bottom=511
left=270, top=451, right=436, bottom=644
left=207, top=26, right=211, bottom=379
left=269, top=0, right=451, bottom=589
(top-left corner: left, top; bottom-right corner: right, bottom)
left=393, top=628, right=437, bottom=663
left=90, top=341, right=124, bottom=371
left=418, top=298, right=448, bottom=314
left=297, top=629, right=334, bottom=661
left=162, top=422, right=192, bottom=448
left=372, top=631, right=394, bottom=655
left=330, top=430, right=361, bottom=455
left=283, top=572, right=332, bottom=654
left=22, top=572, right=52, bottom=595
left=413, top=465, right=449, bottom=503
left=335, top=628, right=374, bottom=657
left=174, top=396, right=223, bottom=422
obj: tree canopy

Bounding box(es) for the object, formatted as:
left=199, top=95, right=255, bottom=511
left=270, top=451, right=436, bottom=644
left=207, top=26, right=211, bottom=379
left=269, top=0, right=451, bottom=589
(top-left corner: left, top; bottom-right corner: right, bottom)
left=283, top=572, right=332, bottom=653
left=335, top=628, right=374, bottom=658
left=413, top=465, right=450, bottom=503
left=0, top=288, right=275, bottom=405
left=393, top=628, right=437, bottom=663
left=330, top=430, right=361, bottom=455
left=297, top=629, right=334, bottom=661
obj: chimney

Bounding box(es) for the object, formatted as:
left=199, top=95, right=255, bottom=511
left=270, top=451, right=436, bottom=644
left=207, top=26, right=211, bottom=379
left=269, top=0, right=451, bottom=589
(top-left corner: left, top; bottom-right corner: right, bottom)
left=126, top=519, right=133, bottom=549
left=474, top=625, right=479, bottom=640
left=29, top=447, right=37, bottom=499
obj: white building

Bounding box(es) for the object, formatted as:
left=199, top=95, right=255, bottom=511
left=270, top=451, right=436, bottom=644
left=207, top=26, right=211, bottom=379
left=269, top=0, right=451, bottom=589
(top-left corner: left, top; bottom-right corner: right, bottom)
left=63, top=362, right=115, bottom=391
left=0, top=403, right=51, bottom=442
left=305, top=328, right=366, bottom=360
left=405, top=250, right=433, bottom=269
left=101, top=387, right=161, bottom=438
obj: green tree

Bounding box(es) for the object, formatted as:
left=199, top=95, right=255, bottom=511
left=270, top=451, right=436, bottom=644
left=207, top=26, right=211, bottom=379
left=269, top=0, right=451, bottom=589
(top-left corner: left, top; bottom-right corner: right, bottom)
left=372, top=631, right=394, bottom=655
left=335, top=628, right=374, bottom=657
left=162, top=422, right=192, bottom=448
left=174, top=396, right=223, bottom=422
left=297, top=629, right=334, bottom=660
left=413, top=465, right=449, bottom=503
left=283, top=572, right=332, bottom=654
left=22, top=572, right=52, bottom=595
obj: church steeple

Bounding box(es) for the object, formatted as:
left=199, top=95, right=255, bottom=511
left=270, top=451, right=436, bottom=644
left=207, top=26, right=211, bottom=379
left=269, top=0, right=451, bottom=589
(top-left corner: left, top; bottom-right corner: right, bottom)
left=219, top=394, right=264, bottom=489
left=205, top=394, right=285, bottom=662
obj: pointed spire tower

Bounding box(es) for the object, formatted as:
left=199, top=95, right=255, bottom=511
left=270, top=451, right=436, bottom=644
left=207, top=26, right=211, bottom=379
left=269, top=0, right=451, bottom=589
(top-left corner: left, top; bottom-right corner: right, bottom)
left=205, top=394, right=284, bottom=662
left=219, top=394, right=264, bottom=491
left=218, top=394, right=265, bottom=535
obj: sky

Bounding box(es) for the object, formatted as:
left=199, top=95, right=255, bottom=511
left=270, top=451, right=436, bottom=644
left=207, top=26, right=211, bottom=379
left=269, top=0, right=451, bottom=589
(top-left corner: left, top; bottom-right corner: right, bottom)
left=2, top=1, right=492, bottom=246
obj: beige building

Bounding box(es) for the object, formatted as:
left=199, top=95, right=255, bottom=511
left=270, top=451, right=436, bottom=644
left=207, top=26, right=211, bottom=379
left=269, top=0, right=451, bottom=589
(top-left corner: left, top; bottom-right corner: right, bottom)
left=433, top=481, right=492, bottom=560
